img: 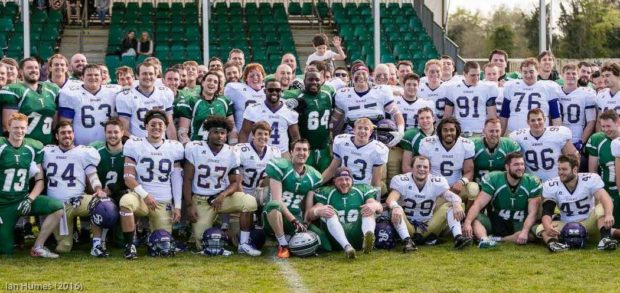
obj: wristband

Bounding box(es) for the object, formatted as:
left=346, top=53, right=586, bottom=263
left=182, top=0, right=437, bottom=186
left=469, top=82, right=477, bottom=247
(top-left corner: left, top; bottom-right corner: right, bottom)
left=460, top=177, right=469, bottom=185
left=134, top=185, right=149, bottom=199
left=389, top=201, right=400, bottom=209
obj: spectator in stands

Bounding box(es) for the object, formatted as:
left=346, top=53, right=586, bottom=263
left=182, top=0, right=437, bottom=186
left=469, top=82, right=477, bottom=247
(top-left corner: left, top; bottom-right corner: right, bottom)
left=137, top=32, right=154, bottom=57
left=224, top=61, right=242, bottom=83
left=115, top=66, right=134, bottom=88
left=1, top=58, right=19, bottom=84
left=70, top=53, right=88, bottom=80
left=121, top=31, right=138, bottom=57
left=0, top=63, right=7, bottom=87
left=306, top=34, right=346, bottom=69
left=95, top=0, right=110, bottom=26
left=228, top=48, right=245, bottom=68
left=537, top=50, right=560, bottom=81
left=67, top=0, right=82, bottom=24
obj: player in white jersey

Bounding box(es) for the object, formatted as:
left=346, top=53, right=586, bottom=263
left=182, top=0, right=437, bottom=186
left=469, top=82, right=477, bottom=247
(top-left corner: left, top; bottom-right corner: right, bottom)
left=536, top=154, right=617, bottom=252
left=47, top=53, right=83, bottom=90
left=119, top=110, right=184, bottom=260
left=183, top=116, right=260, bottom=255
left=239, top=79, right=300, bottom=154
left=440, top=55, right=464, bottom=85
left=223, top=63, right=267, bottom=131
left=116, top=62, right=176, bottom=139
left=595, top=62, right=620, bottom=116
left=509, top=108, right=577, bottom=182
left=482, top=62, right=504, bottom=112
left=42, top=121, right=108, bottom=255
left=386, top=156, right=470, bottom=252
left=323, top=118, right=389, bottom=193
left=58, top=64, right=117, bottom=146
left=395, top=73, right=434, bottom=129
left=555, top=64, right=596, bottom=149
left=236, top=121, right=281, bottom=197
left=444, top=61, right=498, bottom=136
left=331, top=63, right=404, bottom=146
left=499, top=58, right=562, bottom=134
left=417, top=59, right=448, bottom=120
left=417, top=117, right=478, bottom=201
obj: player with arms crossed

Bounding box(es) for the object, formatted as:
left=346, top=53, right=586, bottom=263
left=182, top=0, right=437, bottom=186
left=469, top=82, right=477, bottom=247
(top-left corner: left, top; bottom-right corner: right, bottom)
left=510, top=108, right=577, bottom=182
left=119, top=109, right=184, bottom=260
left=59, top=64, right=117, bottom=145
left=387, top=156, right=470, bottom=252
left=264, top=139, right=322, bottom=258
left=306, top=167, right=382, bottom=259
left=42, top=121, right=108, bottom=256
left=463, top=152, right=541, bottom=248
left=0, top=113, right=63, bottom=257
left=401, top=107, right=436, bottom=173
left=536, top=154, right=617, bottom=252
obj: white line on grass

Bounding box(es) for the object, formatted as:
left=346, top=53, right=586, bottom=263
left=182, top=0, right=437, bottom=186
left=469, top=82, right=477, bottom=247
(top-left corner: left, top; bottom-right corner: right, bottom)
left=274, top=257, right=309, bottom=293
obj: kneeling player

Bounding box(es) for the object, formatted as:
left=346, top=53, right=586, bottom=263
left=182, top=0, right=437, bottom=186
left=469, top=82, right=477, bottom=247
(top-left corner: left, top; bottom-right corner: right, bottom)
left=306, top=167, right=383, bottom=259
left=119, top=110, right=184, bottom=259
left=536, top=154, right=617, bottom=252
left=184, top=116, right=260, bottom=256
left=463, top=152, right=541, bottom=248
left=386, top=156, right=470, bottom=252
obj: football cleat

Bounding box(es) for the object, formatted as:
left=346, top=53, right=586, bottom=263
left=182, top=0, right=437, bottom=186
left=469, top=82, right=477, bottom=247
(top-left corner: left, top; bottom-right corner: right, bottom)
left=597, top=237, right=618, bottom=251
left=90, top=245, right=110, bottom=258
left=402, top=238, right=418, bottom=253
left=488, top=235, right=503, bottom=242
left=277, top=245, right=290, bottom=259
left=124, top=244, right=137, bottom=260
left=344, top=244, right=356, bottom=260
left=547, top=241, right=570, bottom=253
left=478, top=238, right=497, bottom=249
left=454, top=235, right=473, bottom=249
left=238, top=243, right=262, bottom=256
left=30, top=246, right=59, bottom=259
left=363, top=231, right=375, bottom=254
left=424, top=234, right=444, bottom=246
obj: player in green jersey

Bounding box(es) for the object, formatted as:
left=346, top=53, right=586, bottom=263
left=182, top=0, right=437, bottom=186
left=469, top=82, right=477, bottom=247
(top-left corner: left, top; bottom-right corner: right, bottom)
left=177, top=71, right=235, bottom=143
left=306, top=167, right=383, bottom=259
left=471, top=118, right=521, bottom=182
left=284, top=72, right=333, bottom=172
left=400, top=107, right=436, bottom=173
left=463, top=152, right=542, bottom=248
left=0, top=57, right=59, bottom=145
left=0, top=113, right=64, bottom=257
left=264, top=139, right=323, bottom=258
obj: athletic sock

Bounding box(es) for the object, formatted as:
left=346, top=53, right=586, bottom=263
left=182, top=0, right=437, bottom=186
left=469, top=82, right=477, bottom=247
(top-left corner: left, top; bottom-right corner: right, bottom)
left=361, top=217, right=375, bottom=234
left=240, top=230, right=250, bottom=244
left=276, top=235, right=288, bottom=246
left=325, top=216, right=350, bottom=249
left=395, top=218, right=410, bottom=240
left=124, top=232, right=134, bottom=246
left=447, top=209, right=463, bottom=237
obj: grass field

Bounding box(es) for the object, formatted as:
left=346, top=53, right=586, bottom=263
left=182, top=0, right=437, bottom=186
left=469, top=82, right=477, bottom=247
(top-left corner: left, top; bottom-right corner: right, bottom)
left=2, top=241, right=619, bottom=292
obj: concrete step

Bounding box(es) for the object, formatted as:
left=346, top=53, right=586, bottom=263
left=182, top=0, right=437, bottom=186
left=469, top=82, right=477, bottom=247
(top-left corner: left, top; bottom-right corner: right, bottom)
left=59, top=26, right=109, bottom=64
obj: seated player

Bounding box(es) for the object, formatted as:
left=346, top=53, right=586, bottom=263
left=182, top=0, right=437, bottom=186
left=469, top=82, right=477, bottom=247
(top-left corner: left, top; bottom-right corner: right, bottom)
left=463, top=152, right=541, bottom=248
left=386, top=156, right=470, bottom=252
left=306, top=167, right=383, bottom=259
left=263, top=139, right=322, bottom=258
left=536, top=154, right=617, bottom=252
left=183, top=116, right=260, bottom=256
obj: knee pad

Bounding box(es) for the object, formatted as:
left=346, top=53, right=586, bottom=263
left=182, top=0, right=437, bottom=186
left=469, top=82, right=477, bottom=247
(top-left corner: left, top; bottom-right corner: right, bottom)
left=263, top=200, right=283, bottom=214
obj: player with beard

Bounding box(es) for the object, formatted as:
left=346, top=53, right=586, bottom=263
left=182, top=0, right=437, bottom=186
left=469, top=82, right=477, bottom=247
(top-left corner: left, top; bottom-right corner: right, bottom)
left=0, top=57, right=59, bottom=145
left=418, top=59, right=448, bottom=120
left=471, top=118, right=521, bottom=183
left=537, top=51, right=560, bottom=81
left=69, top=53, right=87, bottom=80
left=536, top=154, right=617, bottom=252
left=223, top=62, right=241, bottom=84
left=275, top=64, right=294, bottom=90
left=239, top=78, right=300, bottom=156
left=463, top=152, right=541, bottom=248
left=401, top=107, right=436, bottom=173
left=224, top=63, right=266, bottom=132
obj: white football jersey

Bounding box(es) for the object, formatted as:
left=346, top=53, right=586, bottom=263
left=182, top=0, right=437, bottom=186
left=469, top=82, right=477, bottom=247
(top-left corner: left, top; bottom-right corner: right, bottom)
left=325, top=78, right=347, bottom=91
left=393, top=96, right=434, bottom=129
left=43, top=145, right=100, bottom=202
left=543, top=173, right=604, bottom=222
left=243, top=102, right=299, bottom=153
left=611, top=137, right=620, bottom=158
left=418, top=135, right=475, bottom=186
left=116, top=86, right=174, bottom=137
left=224, top=82, right=266, bottom=131
left=185, top=141, right=239, bottom=197
left=59, top=79, right=83, bottom=90
left=595, top=88, right=620, bottom=116
left=332, top=134, right=389, bottom=185
left=58, top=84, right=118, bottom=145
left=390, top=173, right=450, bottom=222
left=123, top=137, right=184, bottom=202
left=417, top=82, right=448, bottom=120
left=235, top=142, right=282, bottom=194
left=500, top=80, right=561, bottom=133
left=555, top=87, right=597, bottom=143
left=445, top=81, right=498, bottom=133
left=334, top=85, right=395, bottom=122
left=509, top=126, right=572, bottom=181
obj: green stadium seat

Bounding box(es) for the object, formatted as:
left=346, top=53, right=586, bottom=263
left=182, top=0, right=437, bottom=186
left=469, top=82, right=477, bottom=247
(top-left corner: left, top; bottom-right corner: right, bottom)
left=301, top=3, right=313, bottom=15
left=288, top=2, right=301, bottom=15
left=0, top=18, right=13, bottom=32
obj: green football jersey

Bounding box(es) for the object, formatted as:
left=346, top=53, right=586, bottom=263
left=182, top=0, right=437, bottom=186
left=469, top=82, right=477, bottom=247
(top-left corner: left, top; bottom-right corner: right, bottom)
left=180, top=85, right=202, bottom=99
left=586, top=132, right=616, bottom=192
left=90, top=141, right=126, bottom=199
left=472, top=137, right=521, bottom=182
left=480, top=171, right=541, bottom=222
left=282, top=85, right=335, bottom=100
left=176, top=95, right=234, bottom=141
left=399, top=127, right=429, bottom=154
left=313, top=184, right=375, bottom=225
left=283, top=90, right=332, bottom=150
left=0, top=82, right=59, bottom=145
left=265, top=158, right=323, bottom=217
left=0, top=137, right=43, bottom=205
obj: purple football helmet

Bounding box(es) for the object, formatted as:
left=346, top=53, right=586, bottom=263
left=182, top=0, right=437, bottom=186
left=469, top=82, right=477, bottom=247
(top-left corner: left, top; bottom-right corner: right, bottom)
left=374, top=119, right=397, bottom=145
left=560, top=222, right=588, bottom=249
left=147, top=229, right=176, bottom=257
left=89, top=197, right=119, bottom=229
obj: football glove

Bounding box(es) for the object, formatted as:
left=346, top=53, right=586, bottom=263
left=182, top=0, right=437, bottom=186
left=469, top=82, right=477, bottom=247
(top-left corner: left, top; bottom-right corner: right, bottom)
left=573, top=140, right=584, bottom=152
left=386, top=130, right=404, bottom=147
left=291, top=219, right=307, bottom=232
left=284, top=97, right=307, bottom=113
left=291, top=79, right=305, bottom=91
left=17, top=197, right=33, bottom=216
